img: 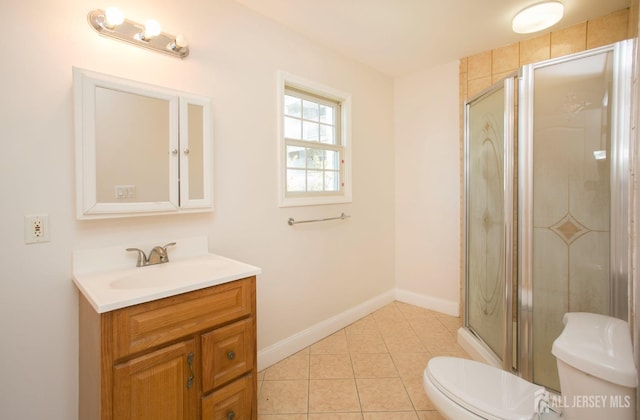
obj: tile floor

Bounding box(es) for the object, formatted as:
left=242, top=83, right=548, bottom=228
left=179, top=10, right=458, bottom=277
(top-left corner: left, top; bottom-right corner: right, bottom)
left=257, top=301, right=472, bottom=419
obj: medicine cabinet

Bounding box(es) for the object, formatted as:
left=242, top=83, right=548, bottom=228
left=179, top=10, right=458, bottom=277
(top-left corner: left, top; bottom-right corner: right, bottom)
left=73, top=67, right=213, bottom=219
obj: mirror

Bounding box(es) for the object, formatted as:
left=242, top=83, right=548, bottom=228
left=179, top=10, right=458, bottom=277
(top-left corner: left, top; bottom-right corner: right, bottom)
left=95, top=87, right=172, bottom=204
left=73, top=67, right=213, bottom=219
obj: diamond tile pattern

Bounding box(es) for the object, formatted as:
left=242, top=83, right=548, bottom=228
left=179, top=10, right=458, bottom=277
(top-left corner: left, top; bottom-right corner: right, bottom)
left=550, top=214, right=590, bottom=244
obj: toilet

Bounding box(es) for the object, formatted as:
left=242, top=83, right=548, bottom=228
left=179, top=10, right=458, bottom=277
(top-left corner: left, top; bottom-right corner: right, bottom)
left=423, top=312, right=638, bottom=419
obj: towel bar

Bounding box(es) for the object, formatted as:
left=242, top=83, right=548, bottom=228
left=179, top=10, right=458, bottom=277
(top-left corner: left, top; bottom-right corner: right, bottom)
left=287, top=212, right=351, bottom=226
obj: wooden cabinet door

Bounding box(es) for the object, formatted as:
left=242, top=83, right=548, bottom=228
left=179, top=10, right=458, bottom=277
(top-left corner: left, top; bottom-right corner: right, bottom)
left=113, top=339, right=197, bottom=420
left=201, top=375, right=253, bottom=420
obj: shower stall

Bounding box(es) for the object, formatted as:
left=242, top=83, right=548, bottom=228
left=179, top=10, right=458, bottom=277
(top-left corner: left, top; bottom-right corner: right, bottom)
left=462, top=39, right=634, bottom=392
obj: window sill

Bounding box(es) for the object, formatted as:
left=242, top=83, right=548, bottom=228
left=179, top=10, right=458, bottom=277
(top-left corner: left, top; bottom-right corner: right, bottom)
left=279, top=194, right=352, bottom=208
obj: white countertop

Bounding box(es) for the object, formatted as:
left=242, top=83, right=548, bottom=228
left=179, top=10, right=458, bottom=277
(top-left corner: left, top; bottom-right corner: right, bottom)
left=72, top=236, right=261, bottom=313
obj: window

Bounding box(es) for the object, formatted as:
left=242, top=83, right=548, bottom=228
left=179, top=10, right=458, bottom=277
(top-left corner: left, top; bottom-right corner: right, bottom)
left=278, top=72, right=351, bottom=207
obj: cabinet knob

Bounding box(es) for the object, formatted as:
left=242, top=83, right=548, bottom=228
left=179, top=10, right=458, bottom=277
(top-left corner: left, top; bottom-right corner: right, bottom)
left=227, top=350, right=236, bottom=360
left=227, top=411, right=235, bottom=420
left=183, top=148, right=190, bottom=155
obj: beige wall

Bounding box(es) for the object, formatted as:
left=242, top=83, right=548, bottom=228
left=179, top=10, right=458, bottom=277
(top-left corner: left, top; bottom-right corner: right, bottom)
left=394, top=61, right=461, bottom=315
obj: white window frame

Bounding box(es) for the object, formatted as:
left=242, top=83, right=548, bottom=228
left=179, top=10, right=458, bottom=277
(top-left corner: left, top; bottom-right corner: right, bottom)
left=277, top=71, right=352, bottom=207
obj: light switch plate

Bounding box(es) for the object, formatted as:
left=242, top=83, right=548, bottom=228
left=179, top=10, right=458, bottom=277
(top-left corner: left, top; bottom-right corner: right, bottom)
left=115, top=184, right=136, bottom=199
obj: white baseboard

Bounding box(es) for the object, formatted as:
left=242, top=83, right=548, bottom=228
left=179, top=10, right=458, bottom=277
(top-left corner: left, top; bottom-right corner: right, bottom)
left=395, top=288, right=459, bottom=317
left=257, top=290, right=395, bottom=371
left=257, top=288, right=461, bottom=371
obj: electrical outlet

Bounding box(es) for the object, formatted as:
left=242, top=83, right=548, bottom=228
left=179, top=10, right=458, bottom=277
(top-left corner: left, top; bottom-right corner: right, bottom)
left=24, top=214, right=50, bottom=244
left=115, top=184, right=136, bottom=199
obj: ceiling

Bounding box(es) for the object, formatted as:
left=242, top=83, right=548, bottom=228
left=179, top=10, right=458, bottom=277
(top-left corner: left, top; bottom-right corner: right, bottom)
left=232, top=0, right=630, bottom=77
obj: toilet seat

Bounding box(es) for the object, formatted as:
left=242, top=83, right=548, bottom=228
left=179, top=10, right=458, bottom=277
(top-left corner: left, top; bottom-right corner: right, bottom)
left=426, top=357, right=545, bottom=420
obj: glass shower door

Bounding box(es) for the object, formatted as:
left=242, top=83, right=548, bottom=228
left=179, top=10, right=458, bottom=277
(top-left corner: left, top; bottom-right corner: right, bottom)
left=465, top=78, right=516, bottom=369
left=519, top=40, right=633, bottom=391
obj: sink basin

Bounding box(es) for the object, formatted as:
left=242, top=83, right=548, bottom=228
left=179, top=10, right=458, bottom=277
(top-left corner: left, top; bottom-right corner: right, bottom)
left=109, top=257, right=229, bottom=290
left=73, top=238, right=262, bottom=313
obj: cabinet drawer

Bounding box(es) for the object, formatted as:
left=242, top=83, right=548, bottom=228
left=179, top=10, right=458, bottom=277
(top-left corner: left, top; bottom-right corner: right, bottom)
left=111, top=277, right=254, bottom=359
left=201, top=374, right=253, bottom=420
left=202, top=318, right=255, bottom=393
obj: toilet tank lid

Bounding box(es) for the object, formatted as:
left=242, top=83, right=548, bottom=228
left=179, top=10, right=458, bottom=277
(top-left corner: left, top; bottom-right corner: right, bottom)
left=552, top=312, right=637, bottom=388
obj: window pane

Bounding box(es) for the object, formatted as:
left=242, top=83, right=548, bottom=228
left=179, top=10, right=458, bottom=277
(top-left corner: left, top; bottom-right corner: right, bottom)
left=303, top=121, right=319, bottom=141
left=286, top=146, right=306, bottom=168
left=287, top=169, right=306, bottom=192
left=307, top=171, right=323, bottom=191
left=324, top=171, right=339, bottom=191
left=319, top=124, right=335, bottom=144
left=325, top=150, right=339, bottom=170
left=307, top=148, right=324, bottom=169
left=303, top=100, right=319, bottom=121
left=283, top=84, right=346, bottom=202
left=284, top=116, right=302, bottom=139
left=319, top=104, right=334, bottom=124
left=285, top=95, right=302, bottom=117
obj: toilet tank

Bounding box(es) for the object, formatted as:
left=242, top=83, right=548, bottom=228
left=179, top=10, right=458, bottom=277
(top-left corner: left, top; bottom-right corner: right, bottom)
left=551, top=312, right=637, bottom=420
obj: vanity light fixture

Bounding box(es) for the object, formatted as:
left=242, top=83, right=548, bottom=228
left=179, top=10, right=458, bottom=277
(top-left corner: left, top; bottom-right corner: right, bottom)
left=88, top=8, right=189, bottom=58
left=512, top=1, right=564, bottom=34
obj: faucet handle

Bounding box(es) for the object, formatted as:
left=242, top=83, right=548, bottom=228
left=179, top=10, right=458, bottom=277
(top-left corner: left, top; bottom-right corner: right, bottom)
left=126, top=248, right=147, bottom=267
left=157, top=242, right=176, bottom=263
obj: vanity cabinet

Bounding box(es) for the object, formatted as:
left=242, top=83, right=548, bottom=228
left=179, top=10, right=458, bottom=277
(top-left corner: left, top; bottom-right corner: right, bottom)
left=79, top=276, right=257, bottom=420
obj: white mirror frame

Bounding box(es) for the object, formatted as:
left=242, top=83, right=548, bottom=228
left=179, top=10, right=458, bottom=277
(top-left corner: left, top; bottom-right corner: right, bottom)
left=73, top=67, right=213, bottom=219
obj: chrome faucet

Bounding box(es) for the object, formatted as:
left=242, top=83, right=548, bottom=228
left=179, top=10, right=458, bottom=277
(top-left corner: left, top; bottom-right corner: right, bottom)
left=126, top=242, right=176, bottom=267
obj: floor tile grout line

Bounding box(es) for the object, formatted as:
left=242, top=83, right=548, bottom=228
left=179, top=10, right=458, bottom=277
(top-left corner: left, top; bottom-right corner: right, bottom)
left=306, top=344, right=311, bottom=416
left=391, top=302, right=422, bottom=415
left=345, top=327, right=365, bottom=414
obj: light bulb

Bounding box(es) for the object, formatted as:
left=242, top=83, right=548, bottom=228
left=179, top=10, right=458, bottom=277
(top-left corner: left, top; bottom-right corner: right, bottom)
left=175, top=34, right=188, bottom=48
left=104, top=7, right=124, bottom=28
left=143, top=19, right=162, bottom=39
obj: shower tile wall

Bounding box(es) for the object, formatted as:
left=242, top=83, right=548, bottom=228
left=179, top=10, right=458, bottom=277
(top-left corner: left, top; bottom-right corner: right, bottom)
left=460, top=7, right=633, bottom=101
